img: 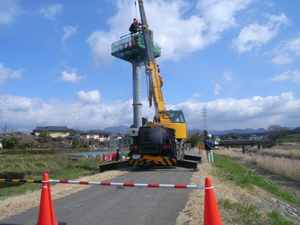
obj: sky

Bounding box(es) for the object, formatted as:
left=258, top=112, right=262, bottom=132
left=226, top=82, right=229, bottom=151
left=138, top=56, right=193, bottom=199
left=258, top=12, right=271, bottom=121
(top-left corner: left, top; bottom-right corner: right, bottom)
left=0, top=0, right=300, bottom=133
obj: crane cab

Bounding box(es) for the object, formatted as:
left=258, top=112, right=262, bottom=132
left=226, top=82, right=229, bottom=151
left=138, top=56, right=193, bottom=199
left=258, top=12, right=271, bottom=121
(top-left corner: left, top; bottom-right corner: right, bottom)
left=146, top=110, right=187, bottom=140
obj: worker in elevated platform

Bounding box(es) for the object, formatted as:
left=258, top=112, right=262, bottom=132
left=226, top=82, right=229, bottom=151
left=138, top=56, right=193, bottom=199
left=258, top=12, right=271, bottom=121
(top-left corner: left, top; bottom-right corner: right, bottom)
left=129, top=18, right=141, bottom=34
left=205, top=134, right=214, bottom=163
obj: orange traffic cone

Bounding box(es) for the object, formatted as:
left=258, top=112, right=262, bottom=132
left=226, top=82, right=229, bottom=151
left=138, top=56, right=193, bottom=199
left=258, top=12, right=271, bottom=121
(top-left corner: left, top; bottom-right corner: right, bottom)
left=204, top=177, right=222, bottom=225
left=199, top=144, right=202, bottom=154
left=37, top=173, right=58, bottom=225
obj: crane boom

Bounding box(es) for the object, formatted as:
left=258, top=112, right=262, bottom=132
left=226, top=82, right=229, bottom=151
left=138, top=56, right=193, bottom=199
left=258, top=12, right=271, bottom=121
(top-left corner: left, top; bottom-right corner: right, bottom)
left=138, top=0, right=166, bottom=123
left=138, top=0, right=187, bottom=139
left=110, top=1, right=202, bottom=169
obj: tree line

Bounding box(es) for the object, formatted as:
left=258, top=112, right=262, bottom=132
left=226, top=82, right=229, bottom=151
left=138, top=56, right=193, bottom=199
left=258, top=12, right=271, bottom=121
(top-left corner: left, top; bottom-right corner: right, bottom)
left=184, top=124, right=300, bottom=148
left=1, top=124, right=299, bottom=150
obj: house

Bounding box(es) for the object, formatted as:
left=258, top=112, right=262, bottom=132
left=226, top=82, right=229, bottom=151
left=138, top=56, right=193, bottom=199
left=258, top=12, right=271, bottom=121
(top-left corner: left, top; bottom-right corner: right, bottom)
left=33, top=126, right=71, bottom=138
left=80, top=129, right=111, bottom=142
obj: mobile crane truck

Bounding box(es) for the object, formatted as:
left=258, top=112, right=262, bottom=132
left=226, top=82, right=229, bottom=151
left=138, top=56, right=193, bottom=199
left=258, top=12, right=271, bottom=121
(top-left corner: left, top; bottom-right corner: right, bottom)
left=128, top=0, right=201, bottom=169
left=100, top=0, right=201, bottom=173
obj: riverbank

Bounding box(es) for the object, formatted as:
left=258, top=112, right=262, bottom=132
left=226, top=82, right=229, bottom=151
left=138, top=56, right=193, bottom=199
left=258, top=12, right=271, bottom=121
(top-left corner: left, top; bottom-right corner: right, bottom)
left=217, top=146, right=300, bottom=182
left=176, top=149, right=300, bottom=224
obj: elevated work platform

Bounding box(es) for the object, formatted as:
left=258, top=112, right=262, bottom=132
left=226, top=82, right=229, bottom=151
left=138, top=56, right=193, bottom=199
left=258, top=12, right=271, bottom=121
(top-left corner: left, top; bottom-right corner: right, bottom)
left=111, top=33, right=161, bottom=62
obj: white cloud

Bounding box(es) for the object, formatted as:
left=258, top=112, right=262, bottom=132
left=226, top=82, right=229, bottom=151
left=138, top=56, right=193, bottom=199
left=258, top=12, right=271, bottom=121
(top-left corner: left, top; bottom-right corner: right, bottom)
left=271, top=51, right=293, bottom=64
left=7, top=97, right=43, bottom=112
left=271, top=36, right=300, bottom=64
left=0, top=0, right=21, bottom=24
left=198, top=0, right=252, bottom=41
left=266, top=70, right=300, bottom=85
left=285, top=37, right=300, bottom=55
left=232, top=23, right=277, bottom=53
left=232, top=13, right=288, bottom=53
left=293, top=71, right=300, bottom=85
left=1, top=92, right=299, bottom=131
left=86, top=30, right=116, bottom=66
left=62, top=26, right=78, bottom=42
left=75, top=90, right=101, bottom=104
left=87, top=0, right=252, bottom=66
left=40, top=4, right=63, bottom=21
left=56, top=68, right=87, bottom=84
left=214, top=84, right=221, bottom=95
left=222, top=71, right=233, bottom=82
left=269, top=71, right=290, bottom=82
left=266, top=13, right=289, bottom=24
left=0, top=63, right=23, bottom=84
left=180, top=92, right=300, bottom=130
left=192, top=93, right=202, bottom=98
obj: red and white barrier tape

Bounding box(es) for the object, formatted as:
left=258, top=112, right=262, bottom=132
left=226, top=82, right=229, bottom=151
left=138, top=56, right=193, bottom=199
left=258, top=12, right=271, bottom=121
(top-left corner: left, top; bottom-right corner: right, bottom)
left=47, top=180, right=205, bottom=189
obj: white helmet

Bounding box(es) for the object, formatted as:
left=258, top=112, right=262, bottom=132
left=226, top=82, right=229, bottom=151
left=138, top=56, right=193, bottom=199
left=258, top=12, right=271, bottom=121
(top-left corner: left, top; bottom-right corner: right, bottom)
left=207, top=134, right=212, bottom=138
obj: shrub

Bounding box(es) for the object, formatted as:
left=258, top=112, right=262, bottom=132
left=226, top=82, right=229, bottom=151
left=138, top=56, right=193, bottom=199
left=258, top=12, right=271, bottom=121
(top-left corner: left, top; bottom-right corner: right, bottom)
left=2, top=137, right=20, bottom=149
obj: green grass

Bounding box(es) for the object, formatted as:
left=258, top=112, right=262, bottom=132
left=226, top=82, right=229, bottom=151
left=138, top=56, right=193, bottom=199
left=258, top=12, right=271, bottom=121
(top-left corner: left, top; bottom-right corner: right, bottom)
left=3, top=165, right=12, bottom=169
left=276, top=134, right=300, bottom=144
left=268, top=211, right=294, bottom=225
left=218, top=199, right=294, bottom=225
left=213, top=153, right=300, bottom=207
left=34, top=163, right=45, bottom=167
left=0, top=158, right=116, bottom=199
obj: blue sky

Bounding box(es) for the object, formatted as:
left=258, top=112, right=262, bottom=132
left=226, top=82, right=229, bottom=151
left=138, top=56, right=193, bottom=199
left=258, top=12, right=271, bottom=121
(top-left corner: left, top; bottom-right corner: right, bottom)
left=0, top=0, right=299, bottom=132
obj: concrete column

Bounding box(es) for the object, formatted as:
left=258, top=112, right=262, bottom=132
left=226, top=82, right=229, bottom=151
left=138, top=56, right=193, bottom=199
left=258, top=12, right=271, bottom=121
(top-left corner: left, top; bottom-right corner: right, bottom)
left=132, top=61, right=142, bottom=128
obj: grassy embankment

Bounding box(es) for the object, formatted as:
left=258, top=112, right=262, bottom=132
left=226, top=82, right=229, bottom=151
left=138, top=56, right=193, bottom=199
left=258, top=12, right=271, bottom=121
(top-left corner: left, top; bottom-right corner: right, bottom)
left=0, top=152, right=118, bottom=199
left=276, top=134, right=300, bottom=144
left=217, top=145, right=300, bottom=182
left=213, top=153, right=299, bottom=225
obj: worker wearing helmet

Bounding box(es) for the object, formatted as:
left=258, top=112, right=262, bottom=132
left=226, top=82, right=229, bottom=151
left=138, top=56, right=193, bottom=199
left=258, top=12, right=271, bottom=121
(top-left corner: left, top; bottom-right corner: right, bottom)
left=205, top=134, right=214, bottom=163
left=115, top=147, right=123, bottom=161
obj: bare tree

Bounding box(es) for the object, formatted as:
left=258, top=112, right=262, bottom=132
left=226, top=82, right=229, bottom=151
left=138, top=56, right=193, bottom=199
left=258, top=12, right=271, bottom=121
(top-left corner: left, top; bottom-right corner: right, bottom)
left=267, top=124, right=291, bottom=141
left=1, top=123, right=14, bottom=136
left=19, top=135, right=37, bottom=149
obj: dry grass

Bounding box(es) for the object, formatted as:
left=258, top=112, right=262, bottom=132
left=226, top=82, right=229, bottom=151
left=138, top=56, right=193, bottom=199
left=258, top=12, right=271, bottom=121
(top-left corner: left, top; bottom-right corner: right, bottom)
left=0, top=170, right=128, bottom=220
left=216, top=147, right=300, bottom=182
left=249, top=145, right=300, bottom=159
left=176, top=152, right=270, bottom=224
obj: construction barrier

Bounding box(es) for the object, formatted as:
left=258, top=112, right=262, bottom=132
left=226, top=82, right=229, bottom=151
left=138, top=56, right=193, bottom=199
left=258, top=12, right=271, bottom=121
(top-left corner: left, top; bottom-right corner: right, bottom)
left=0, top=175, right=222, bottom=224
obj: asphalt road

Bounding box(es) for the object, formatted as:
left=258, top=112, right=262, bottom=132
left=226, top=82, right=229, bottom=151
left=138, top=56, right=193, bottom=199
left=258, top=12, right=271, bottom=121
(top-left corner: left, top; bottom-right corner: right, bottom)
left=1, top=151, right=200, bottom=225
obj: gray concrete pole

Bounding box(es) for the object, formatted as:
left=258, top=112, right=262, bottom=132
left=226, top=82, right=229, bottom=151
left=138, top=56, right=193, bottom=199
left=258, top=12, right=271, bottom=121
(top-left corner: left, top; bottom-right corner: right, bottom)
left=132, top=61, right=142, bottom=128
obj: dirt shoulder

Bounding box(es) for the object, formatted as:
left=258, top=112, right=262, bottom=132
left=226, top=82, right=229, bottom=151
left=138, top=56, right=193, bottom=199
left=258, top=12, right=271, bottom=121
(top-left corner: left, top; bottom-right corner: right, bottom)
left=176, top=150, right=300, bottom=224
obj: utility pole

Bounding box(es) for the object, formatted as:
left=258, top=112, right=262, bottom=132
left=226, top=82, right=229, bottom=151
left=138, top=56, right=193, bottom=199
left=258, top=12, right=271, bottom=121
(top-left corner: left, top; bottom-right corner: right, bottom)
left=111, top=19, right=161, bottom=136
left=202, top=106, right=208, bottom=132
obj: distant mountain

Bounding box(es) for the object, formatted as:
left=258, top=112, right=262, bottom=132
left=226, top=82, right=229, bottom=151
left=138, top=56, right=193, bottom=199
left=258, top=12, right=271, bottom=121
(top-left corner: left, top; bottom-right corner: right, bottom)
left=104, top=126, right=130, bottom=134
left=210, top=128, right=267, bottom=135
